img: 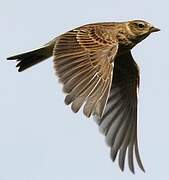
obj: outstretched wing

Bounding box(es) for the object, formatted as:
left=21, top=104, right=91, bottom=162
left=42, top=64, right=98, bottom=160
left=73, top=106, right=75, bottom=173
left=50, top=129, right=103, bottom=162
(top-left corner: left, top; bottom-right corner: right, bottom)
left=95, top=51, right=144, bottom=173
left=53, top=25, right=118, bottom=118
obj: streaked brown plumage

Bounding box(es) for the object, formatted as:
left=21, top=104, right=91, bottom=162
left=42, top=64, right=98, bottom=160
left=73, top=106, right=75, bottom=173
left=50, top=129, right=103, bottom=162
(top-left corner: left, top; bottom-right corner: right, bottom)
left=7, top=20, right=160, bottom=173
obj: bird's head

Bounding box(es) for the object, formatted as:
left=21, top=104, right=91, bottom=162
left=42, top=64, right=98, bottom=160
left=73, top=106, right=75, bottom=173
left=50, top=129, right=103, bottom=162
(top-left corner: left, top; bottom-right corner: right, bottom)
left=126, top=20, right=160, bottom=43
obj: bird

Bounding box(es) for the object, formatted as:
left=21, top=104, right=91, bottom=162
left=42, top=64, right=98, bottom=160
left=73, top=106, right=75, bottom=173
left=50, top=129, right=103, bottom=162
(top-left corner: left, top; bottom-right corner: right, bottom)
left=7, top=20, right=160, bottom=173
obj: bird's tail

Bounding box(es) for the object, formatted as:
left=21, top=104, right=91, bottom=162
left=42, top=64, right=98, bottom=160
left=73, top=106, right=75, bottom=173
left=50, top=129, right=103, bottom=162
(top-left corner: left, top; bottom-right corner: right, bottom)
left=7, top=39, right=56, bottom=72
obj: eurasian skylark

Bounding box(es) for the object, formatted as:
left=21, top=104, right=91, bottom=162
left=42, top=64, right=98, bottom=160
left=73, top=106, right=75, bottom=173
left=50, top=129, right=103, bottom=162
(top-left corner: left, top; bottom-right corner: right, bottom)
left=7, top=20, right=160, bottom=173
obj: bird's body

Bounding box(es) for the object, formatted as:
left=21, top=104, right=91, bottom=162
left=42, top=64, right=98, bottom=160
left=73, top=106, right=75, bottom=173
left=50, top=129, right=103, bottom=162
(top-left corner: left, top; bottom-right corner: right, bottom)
left=7, top=20, right=160, bottom=173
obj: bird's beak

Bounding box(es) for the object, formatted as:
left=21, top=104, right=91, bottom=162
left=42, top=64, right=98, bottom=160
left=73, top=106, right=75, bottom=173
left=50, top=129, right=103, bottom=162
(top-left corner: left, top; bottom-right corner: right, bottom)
left=150, top=26, right=160, bottom=33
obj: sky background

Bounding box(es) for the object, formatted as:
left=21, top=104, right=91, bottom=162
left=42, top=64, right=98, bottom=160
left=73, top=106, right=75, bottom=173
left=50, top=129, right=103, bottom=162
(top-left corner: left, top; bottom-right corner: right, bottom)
left=0, top=0, right=168, bottom=179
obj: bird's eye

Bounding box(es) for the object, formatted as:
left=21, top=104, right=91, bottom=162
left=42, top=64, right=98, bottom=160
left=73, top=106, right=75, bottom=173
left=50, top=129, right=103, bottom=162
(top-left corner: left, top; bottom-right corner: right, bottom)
left=138, top=23, right=145, bottom=28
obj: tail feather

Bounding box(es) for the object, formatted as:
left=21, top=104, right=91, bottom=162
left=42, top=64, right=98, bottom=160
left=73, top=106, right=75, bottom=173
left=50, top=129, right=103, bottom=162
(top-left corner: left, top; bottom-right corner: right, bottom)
left=7, top=40, right=55, bottom=72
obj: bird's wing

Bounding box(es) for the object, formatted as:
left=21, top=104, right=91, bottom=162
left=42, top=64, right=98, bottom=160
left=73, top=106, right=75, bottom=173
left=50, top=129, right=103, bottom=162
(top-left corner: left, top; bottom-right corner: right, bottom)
left=95, top=51, right=144, bottom=173
left=53, top=25, right=118, bottom=118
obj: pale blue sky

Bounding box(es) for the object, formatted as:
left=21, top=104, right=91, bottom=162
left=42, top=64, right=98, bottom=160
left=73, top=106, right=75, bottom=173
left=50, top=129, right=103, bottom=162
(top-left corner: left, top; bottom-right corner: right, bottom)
left=0, top=0, right=168, bottom=179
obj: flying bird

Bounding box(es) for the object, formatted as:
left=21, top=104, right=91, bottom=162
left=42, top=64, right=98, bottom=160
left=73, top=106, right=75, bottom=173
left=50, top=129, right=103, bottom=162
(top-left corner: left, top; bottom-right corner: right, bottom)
left=7, top=20, right=160, bottom=173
